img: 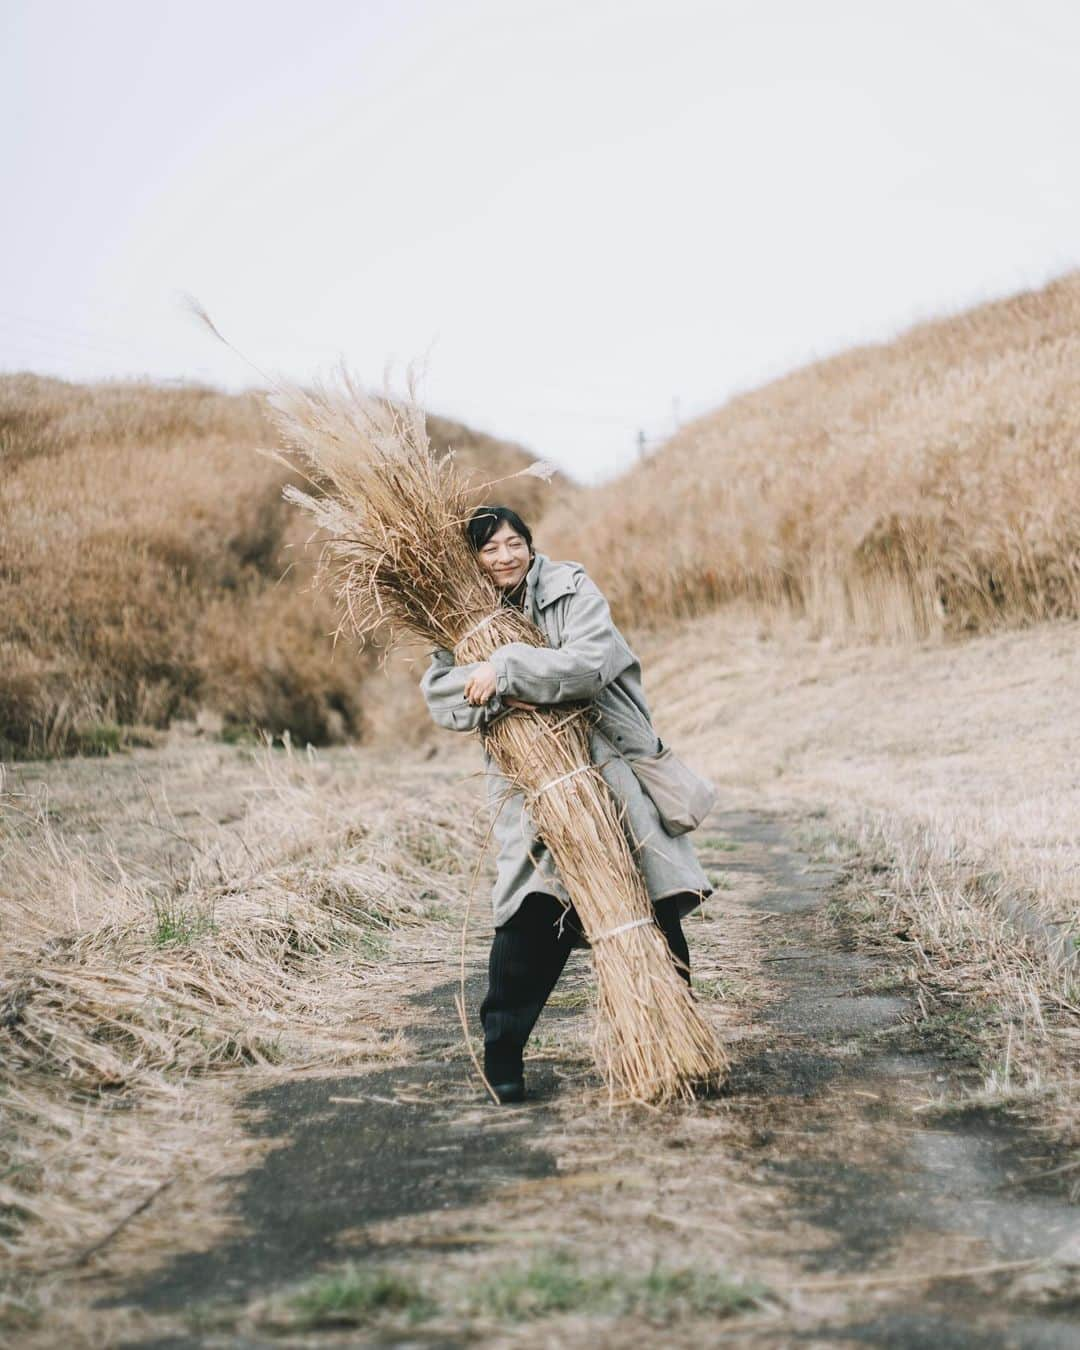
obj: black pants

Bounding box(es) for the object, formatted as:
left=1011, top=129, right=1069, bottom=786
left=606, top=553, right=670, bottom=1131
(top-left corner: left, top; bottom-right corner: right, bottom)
left=479, top=891, right=693, bottom=1083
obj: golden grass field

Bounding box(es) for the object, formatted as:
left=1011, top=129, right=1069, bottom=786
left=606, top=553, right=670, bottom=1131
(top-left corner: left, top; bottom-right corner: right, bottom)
left=542, top=270, right=1080, bottom=642
left=0, top=373, right=566, bottom=758
left=2, top=272, right=1078, bottom=1342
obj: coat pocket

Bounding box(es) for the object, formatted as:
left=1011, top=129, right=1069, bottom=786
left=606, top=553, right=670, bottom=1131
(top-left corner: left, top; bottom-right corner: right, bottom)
left=628, top=743, right=716, bottom=836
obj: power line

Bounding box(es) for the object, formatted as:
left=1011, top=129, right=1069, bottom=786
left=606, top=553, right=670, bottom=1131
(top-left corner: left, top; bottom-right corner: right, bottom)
left=0, top=319, right=140, bottom=362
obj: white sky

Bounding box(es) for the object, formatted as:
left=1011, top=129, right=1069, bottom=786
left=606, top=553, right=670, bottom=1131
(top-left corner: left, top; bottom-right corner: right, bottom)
left=3, top=0, right=1079, bottom=483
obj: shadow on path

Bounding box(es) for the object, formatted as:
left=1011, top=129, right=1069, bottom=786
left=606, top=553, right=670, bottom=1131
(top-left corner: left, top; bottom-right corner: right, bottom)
left=116, top=970, right=557, bottom=1327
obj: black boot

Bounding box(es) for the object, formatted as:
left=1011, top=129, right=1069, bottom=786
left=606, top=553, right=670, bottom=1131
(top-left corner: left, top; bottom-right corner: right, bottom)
left=479, top=893, right=576, bottom=1106
left=484, top=1045, right=525, bottom=1104
left=490, top=1077, right=525, bottom=1104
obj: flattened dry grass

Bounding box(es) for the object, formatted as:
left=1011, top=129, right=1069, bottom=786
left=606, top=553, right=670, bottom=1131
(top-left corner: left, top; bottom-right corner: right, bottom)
left=0, top=739, right=478, bottom=1305
left=833, top=811, right=1079, bottom=1129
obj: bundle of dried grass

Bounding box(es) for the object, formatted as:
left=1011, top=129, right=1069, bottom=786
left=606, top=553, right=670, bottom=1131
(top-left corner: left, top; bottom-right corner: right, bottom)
left=266, top=368, right=727, bottom=1102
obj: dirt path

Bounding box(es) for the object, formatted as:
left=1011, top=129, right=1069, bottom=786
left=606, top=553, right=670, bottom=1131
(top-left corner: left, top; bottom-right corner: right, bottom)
left=104, top=805, right=1079, bottom=1346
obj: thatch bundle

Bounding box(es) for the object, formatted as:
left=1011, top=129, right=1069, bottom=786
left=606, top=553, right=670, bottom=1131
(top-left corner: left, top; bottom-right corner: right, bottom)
left=267, top=369, right=727, bottom=1102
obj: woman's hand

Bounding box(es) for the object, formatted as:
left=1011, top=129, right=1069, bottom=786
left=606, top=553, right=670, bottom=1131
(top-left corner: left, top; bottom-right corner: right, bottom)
left=463, top=661, right=498, bottom=705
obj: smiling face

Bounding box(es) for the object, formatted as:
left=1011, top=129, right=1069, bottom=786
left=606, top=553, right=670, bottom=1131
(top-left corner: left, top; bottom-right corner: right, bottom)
left=477, top=520, right=532, bottom=590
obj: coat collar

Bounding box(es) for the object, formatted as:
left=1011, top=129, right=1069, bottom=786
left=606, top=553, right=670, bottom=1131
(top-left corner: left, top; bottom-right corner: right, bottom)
left=523, top=551, right=580, bottom=612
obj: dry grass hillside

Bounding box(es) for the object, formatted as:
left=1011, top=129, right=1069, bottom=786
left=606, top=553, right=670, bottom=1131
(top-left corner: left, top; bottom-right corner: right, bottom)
left=0, top=374, right=563, bottom=758
left=542, top=270, right=1080, bottom=641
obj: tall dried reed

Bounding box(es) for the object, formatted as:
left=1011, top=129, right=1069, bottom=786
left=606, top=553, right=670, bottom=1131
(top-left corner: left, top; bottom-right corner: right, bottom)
left=263, top=368, right=726, bottom=1102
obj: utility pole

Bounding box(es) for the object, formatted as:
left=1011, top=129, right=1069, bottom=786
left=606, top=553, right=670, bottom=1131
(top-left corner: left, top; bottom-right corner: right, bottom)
left=636, top=428, right=646, bottom=459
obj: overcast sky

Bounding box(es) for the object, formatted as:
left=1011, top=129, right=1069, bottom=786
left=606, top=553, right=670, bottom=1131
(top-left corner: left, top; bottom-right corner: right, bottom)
left=3, top=0, right=1078, bottom=482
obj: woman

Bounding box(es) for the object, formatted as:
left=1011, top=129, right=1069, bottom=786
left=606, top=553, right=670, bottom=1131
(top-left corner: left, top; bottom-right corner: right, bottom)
left=420, top=505, right=713, bottom=1103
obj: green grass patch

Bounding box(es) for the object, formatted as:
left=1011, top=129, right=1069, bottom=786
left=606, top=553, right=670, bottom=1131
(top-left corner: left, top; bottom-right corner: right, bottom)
left=420, top=899, right=454, bottom=922
left=700, top=836, right=740, bottom=852
left=290, top=1267, right=434, bottom=1328
left=466, top=1251, right=765, bottom=1323
left=468, top=1251, right=593, bottom=1319
left=264, top=1253, right=766, bottom=1332
left=905, top=1006, right=989, bottom=1065
left=693, top=976, right=734, bottom=1001
left=634, top=1265, right=767, bottom=1320
left=547, top=985, right=592, bottom=1010
left=68, top=720, right=160, bottom=755
left=219, top=721, right=262, bottom=747
left=357, top=930, right=390, bottom=960
left=151, top=900, right=218, bottom=947
left=401, top=823, right=467, bottom=874
left=794, top=821, right=861, bottom=865
left=73, top=721, right=125, bottom=756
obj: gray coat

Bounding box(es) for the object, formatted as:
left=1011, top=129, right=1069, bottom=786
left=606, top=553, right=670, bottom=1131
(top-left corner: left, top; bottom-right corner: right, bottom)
left=419, top=551, right=713, bottom=929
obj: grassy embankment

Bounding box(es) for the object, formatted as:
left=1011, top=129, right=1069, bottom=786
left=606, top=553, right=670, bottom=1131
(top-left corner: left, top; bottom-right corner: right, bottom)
left=543, top=270, right=1080, bottom=1118
left=0, top=373, right=564, bottom=758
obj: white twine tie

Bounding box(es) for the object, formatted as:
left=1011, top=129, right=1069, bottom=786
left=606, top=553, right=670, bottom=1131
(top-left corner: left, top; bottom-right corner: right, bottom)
left=592, top=916, right=654, bottom=942
left=532, top=764, right=593, bottom=798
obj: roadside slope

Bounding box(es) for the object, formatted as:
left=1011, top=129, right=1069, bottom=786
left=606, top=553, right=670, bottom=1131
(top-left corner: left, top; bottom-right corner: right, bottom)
left=543, top=269, right=1080, bottom=641
left=0, top=375, right=571, bottom=757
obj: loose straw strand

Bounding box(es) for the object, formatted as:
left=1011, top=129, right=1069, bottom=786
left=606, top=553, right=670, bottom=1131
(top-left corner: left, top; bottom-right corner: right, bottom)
left=453, top=610, right=501, bottom=654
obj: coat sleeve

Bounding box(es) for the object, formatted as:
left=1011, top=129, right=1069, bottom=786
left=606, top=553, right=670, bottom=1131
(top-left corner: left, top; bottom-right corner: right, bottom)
left=487, top=575, right=636, bottom=704
left=419, top=648, right=510, bottom=733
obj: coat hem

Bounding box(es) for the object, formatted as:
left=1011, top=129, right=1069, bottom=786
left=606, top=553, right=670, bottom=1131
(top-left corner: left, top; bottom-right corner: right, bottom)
left=491, top=881, right=712, bottom=932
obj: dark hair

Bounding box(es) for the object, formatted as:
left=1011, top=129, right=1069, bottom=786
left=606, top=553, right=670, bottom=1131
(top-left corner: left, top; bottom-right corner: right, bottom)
left=466, top=504, right=534, bottom=555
